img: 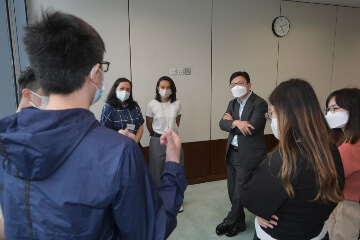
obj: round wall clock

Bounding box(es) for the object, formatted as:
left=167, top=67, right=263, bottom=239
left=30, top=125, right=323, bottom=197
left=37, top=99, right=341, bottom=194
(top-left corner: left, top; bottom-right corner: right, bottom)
left=272, top=16, right=290, bottom=37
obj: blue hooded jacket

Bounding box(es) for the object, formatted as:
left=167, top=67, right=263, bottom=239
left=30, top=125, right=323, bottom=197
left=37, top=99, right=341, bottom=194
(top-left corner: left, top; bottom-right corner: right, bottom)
left=0, top=108, right=186, bottom=239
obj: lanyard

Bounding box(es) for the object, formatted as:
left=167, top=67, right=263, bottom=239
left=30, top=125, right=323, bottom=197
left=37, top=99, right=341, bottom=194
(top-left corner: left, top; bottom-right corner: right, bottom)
left=161, top=102, right=171, bottom=131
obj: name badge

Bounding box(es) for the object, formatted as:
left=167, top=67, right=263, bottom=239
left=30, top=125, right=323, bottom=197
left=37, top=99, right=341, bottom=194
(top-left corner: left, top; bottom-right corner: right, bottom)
left=126, top=124, right=135, bottom=131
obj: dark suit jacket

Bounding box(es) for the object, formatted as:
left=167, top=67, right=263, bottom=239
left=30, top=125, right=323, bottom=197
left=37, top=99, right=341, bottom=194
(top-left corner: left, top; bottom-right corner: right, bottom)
left=219, top=92, right=268, bottom=169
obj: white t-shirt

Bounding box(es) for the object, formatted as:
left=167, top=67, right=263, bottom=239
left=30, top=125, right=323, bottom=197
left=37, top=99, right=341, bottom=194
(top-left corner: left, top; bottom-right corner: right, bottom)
left=146, top=99, right=182, bottom=134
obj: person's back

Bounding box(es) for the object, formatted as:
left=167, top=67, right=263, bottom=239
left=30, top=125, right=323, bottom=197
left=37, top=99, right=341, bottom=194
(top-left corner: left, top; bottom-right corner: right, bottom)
left=0, top=10, right=186, bottom=239
left=249, top=149, right=343, bottom=239
left=242, top=79, right=344, bottom=240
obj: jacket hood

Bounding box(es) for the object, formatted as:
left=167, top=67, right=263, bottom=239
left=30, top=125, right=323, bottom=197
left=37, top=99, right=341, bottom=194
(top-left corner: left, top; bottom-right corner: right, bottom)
left=0, top=108, right=99, bottom=181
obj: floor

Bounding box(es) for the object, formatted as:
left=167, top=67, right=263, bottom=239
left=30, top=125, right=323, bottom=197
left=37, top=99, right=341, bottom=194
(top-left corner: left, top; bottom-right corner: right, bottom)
left=168, top=180, right=255, bottom=240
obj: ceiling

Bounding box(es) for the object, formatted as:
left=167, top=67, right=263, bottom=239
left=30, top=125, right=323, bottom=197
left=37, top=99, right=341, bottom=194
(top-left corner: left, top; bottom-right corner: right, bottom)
left=284, top=0, right=360, bottom=7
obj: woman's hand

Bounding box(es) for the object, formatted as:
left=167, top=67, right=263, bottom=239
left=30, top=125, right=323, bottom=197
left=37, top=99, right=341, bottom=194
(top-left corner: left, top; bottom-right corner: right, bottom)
left=256, top=215, right=278, bottom=229
left=118, top=129, right=136, bottom=141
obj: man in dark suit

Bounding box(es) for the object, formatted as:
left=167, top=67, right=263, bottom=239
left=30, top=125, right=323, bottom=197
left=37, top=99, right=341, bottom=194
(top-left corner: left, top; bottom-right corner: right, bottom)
left=216, top=71, right=268, bottom=237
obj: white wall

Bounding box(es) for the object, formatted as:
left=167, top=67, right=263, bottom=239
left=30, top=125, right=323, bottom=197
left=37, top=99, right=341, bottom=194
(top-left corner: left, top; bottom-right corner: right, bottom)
left=331, top=6, right=360, bottom=90
left=27, top=0, right=131, bottom=120
left=212, top=0, right=279, bottom=138
left=278, top=1, right=337, bottom=109
left=129, top=0, right=212, bottom=145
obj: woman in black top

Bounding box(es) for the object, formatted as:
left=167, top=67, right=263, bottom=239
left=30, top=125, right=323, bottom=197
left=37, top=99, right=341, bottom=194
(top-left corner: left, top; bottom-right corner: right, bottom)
left=242, top=79, right=344, bottom=240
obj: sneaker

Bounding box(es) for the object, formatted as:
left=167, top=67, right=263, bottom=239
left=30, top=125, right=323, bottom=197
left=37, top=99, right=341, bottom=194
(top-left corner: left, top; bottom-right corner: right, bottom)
left=179, top=205, right=184, bottom=213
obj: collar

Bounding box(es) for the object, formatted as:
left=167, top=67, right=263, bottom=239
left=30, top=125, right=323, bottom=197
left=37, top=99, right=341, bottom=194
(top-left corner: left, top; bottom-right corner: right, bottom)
left=237, top=91, right=252, bottom=105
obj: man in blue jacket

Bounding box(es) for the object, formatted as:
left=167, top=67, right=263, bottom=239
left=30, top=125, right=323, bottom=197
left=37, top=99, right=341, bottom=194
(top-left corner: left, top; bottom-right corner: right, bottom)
left=0, top=11, right=186, bottom=239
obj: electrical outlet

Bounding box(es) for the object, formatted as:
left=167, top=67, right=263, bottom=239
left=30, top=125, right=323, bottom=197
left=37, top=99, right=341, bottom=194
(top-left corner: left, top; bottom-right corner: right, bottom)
left=184, top=68, right=191, bottom=75
left=177, top=68, right=184, bottom=75
left=170, top=68, right=177, bottom=75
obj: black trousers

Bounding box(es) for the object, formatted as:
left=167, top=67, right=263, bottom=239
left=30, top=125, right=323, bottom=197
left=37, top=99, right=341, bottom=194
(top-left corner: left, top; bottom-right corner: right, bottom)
left=224, top=147, right=253, bottom=227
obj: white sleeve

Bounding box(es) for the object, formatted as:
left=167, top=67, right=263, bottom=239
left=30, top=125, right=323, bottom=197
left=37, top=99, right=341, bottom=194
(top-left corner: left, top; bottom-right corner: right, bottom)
left=146, top=101, right=154, bottom=117
left=177, top=100, right=183, bottom=115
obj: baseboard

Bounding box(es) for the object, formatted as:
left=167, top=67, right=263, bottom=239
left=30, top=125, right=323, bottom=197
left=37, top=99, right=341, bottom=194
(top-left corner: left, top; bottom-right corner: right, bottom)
left=141, top=134, right=278, bottom=185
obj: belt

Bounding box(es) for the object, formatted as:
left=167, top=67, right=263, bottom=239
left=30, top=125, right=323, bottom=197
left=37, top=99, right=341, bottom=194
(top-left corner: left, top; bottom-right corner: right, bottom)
left=229, top=145, right=238, bottom=152
left=150, top=132, right=162, bottom=138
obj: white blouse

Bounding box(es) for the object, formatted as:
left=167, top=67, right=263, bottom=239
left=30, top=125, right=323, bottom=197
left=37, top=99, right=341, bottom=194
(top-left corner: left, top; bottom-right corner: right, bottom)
left=146, top=99, right=182, bottom=134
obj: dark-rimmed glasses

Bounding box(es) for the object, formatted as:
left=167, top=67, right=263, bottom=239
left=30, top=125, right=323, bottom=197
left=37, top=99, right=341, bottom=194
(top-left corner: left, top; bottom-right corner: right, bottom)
left=100, top=61, right=110, bottom=72
left=229, top=81, right=246, bottom=88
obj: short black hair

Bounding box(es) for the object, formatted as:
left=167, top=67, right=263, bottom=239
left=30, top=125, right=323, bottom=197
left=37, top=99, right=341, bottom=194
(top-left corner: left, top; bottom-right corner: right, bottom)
left=155, top=76, right=177, bottom=103
left=229, top=71, right=250, bottom=84
left=17, top=67, right=39, bottom=100
left=105, top=78, right=137, bottom=110
left=326, top=88, right=360, bottom=144
left=23, top=10, right=105, bottom=95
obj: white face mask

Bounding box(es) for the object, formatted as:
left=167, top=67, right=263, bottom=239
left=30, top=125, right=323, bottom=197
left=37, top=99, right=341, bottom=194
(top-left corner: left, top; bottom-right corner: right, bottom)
left=271, top=118, right=280, bottom=140
left=90, top=67, right=105, bottom=106
left=231, top=85, right=248, bottom=98
left=159, top=89, right=172, bottom=98
left=29, top=90, right=49, bottom=109
left=116, top=90, right=130, bottom=102
left=325, top=111, right=349, bottom=129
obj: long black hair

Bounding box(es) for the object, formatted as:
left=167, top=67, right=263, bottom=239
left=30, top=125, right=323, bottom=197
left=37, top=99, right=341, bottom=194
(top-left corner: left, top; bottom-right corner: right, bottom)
left=155, top=76, right=177, bottom=103
left=105, top=78, right=137, bottom=109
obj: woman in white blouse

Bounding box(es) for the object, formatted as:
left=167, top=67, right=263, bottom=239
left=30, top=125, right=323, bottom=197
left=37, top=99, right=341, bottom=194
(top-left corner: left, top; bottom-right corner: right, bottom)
left=146, top=76, right=185, bottom=211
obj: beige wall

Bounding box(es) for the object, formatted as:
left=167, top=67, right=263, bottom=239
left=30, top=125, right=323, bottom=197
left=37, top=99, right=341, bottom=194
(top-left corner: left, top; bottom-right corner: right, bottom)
left=129, top=0, right=212, bottom=145
left=277, top=1, right=337, bottom=109
left=211, top=0, right=279, bottom=138
left=332, top=6, right=360, bottom=90
left=27, top=0, right=360, bottom=145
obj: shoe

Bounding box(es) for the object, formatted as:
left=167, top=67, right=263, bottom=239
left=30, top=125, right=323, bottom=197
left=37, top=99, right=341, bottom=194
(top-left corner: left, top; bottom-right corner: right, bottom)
left=179, top=205, right=184, bottom=213
left=215, top=221, right=231, bottom=235
left=225, top=223, right=246, bottom=237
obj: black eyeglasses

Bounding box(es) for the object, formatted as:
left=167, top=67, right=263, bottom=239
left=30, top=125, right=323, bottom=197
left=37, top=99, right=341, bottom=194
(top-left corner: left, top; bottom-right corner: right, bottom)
left=229, top=81, right=246, bottom=88
left=100, top=61, right=110, bottom=72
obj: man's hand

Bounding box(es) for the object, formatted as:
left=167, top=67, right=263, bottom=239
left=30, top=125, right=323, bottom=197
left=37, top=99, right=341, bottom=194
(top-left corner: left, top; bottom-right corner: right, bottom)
left=223, top=113, right=234, bottom=121
left=232, top=120, right=255, bottom=136
left=118, top=129, right=136, bottom=141
left=256, top=215, right=278, bottom=229
left=160, top=130, right=181, bottom=164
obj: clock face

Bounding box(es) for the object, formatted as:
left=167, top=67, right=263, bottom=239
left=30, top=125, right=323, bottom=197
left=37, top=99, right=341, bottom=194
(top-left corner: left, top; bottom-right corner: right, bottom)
left=272, top=16, right=290, bottom=37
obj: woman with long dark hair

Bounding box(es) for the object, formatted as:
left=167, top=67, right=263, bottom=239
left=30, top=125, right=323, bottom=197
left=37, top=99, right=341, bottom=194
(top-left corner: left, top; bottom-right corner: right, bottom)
left=242, top=79, right=344, bottom=240
left=100, top=78, right=144, bottom=145
left=325, top=88, right=360, bottom=240
left=145, top=76, right=185, bottom=212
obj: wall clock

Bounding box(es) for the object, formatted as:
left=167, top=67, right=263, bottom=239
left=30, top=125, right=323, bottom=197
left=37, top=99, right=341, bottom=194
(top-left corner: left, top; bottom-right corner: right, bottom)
left=272, top=16, right=290, bottom=37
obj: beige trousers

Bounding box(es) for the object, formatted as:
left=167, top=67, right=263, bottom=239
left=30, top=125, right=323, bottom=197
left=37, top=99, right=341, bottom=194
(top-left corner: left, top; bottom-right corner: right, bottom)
left=326, top=200, right=360, bottom=240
